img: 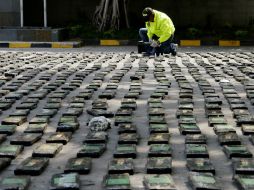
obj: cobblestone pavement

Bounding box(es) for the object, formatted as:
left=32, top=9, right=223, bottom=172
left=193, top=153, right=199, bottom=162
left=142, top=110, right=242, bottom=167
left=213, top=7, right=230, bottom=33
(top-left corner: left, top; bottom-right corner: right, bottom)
left=0, top=49, right=254, bottom=190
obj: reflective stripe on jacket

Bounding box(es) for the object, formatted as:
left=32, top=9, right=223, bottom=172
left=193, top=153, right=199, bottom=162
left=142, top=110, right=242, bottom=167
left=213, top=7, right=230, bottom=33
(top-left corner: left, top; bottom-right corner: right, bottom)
left=146, top=10, right=175, bottom=43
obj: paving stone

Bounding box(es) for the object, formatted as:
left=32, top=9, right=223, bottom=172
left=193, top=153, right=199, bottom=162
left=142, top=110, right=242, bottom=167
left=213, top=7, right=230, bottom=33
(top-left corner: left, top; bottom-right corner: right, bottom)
left=16, top=102, right=37, bottom=110
left=46, top=132, right=72, bottom=145
left=234, top=175, right=254, bottom=190
left=185, top=134, right=207, bottom=144
left=187, top=158, right=215, bottom=174
left=0, top=124, right=17, bottom=135
left=118, top=124, right=137, bottom=134
left=218, top=132, right=241, bottom=145
left=149, top=124, right=169, bottom=133
left=59, top=116, right=78, bottom=124
left=32, top=143, right=63, bottom=158
left=115, top=108, right=133, bottom=116
left=176, top=109, right=193, bottom=119
left=0, top=157, right=11, bottom=171
left=189, top=172, right=220, bottom=190
left=63, top=108, right=83, bottom=117
left=223, top=145, right=253, bottom=159
left=149, top=116, right=167, bottom=124
left=114, top=144, right=137, bottom=158
left=84, top=132, right=108, bottom=144
left=29, top=116, right=49, bottom=124
left=14, top=157, right=49, bottom=176
left=57, top=123, right=79, bottom=132
left=118, top=133, right=139, bottom=144
left=103, top=173, right=131, bottom=190
left=0, top=145, right=23, bottom=159
left=148, top=144, right=172, bottom=157
left=148, top=108, right=165, bottom=116
left=206, top=110, right=224, bottom=118
left=10, top=133, right=42, bottom=146
left=37, top=109, right=58, bottom=117
left=143, top=174, right=176, bottom=190
left=233, top=158, right=254, bottom=175
left=208, top=116, right=227, bottom=127
left=233, top=109, right=250, bottom=118
left=146, top=157, right=172, bottom=174
left=179, top=124, right=201, bottom=135
left=0, top=176, right=30, bottom=190
left=10, top=109, right=30, bottom=117
left=213, top=124, right=236, bottom=134
left=64, top=157, right=92, bottom=174
left=0, top=102, right=12, bottom=110
left=24, top=123, right=47, bottom=133
left=2, top=116, right=27, bottom=126
left=148, top=102, right=164, bottom=108
left=237, top=115, right=254, bottom=126
left=108, top=158, right=134, bottom=175
left=50, top=173, right=80, bottom=190
left=43, top=103, right=61, bottom=110
left=185, top=144, right=209, bottom=158
left=205, top=104, right=221, bottom=111
left=47, top=98, right=62, bottom=103
left=148, top=133, right=170, bottom=145
left=77, top=143, right=106, bottom=158
left=115, top=116, right=132, bottom=125
left=5, top=92, right=23, bottom=100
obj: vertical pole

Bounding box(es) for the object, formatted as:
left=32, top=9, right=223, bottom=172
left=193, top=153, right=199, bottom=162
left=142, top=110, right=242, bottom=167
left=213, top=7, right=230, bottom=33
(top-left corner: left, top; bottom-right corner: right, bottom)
left=20, top=0, right=24, bottom=27
left=43, top=0, right=47, bottom=27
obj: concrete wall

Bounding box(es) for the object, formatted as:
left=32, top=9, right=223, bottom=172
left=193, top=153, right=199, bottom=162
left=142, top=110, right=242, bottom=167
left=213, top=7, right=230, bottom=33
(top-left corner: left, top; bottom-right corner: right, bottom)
left=0, top=0, right=20, bottom=26
left=0, top=0, right=254, bottom=28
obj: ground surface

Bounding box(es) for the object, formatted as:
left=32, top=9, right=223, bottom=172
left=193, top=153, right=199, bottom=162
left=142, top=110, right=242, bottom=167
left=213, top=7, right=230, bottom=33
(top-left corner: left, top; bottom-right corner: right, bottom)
left=0, top=47, right=253, bottom=190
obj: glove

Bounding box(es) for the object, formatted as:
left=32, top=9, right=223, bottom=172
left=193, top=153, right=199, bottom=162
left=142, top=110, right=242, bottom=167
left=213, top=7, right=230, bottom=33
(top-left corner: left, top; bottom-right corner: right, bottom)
left=150, top=40, right=160, bottom=48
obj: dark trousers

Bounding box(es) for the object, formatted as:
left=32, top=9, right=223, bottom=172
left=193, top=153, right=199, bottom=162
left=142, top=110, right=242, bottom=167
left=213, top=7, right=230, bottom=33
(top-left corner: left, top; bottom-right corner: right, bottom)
left=139, top=28, right=174, bottom=55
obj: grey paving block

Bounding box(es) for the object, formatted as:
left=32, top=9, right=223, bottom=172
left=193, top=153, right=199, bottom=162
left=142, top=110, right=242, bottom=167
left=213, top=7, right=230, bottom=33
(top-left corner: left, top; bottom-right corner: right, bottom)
left=14, top=157, right=49, bottom=176
left=50, top=173, right=80, bottom=190
left=0, top=176, right=30, bottom=190
left=233, top=158, right=254, bottom=175
left=103, top=173, right=131, bottom=190
left=46, top=132, right=72, bottom=145
left=10, top=133, right=42, bottom=146
left=2, top=116, right=27, bottom=126
left=213, top=124, right=236, bottom=134
left=24, top=123, right=47, bottom=133
left=32, top=143, right=63, bottom=158
left=187, top=158, right=215, bottom=174
left=77, top=143, right=106, bottom=158
left=146, top=157, right=172, bottom=174
left=114, top=144, right=137, bottom=158
left=218, top=132, right=241, bottom=145
left=64, top=157, right=92, bottom=174
left=108, top=158, right=134, bottom=175
left=234, top=174, right=254, bottom=190
left=185, top=144, right=209, bottom=158
left=148, top=133, right=170, bottom=145
left=0, top=145, right=23, bottom=159
left=143, top=174, right=176, bottom=190
left=148, top=144, right=172, bottom=157
left=185, top=134, right=207, bottom=144
left=189, top=172, right=220, bottom=190
left=224, top=145, right=253, bottom=159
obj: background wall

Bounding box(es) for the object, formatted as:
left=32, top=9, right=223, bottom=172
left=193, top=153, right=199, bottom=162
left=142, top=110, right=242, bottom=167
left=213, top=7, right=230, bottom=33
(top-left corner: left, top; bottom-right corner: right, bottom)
left=0, top=0, right=253, bottom=28
left=0, top=0, right=20, bottom=27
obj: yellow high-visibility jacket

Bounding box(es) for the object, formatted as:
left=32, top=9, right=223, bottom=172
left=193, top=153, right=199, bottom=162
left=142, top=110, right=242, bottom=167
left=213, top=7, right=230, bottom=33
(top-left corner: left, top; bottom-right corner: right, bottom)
left=146, top=10, right=175, bottom=43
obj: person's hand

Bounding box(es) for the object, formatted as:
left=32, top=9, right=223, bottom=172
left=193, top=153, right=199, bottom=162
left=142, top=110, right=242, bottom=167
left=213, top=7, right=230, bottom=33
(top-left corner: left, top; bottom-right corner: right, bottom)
left=150, top=40, right=160, bottom=48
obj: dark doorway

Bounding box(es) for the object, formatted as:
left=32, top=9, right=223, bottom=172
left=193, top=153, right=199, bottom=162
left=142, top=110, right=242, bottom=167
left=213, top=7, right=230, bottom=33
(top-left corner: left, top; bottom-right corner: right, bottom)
left=24, top=0, right=44, bottom=27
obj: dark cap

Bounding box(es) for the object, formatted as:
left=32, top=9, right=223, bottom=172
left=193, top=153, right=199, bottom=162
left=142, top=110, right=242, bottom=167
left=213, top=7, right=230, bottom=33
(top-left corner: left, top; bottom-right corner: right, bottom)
left=142, top=7, right=153, bottom=21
